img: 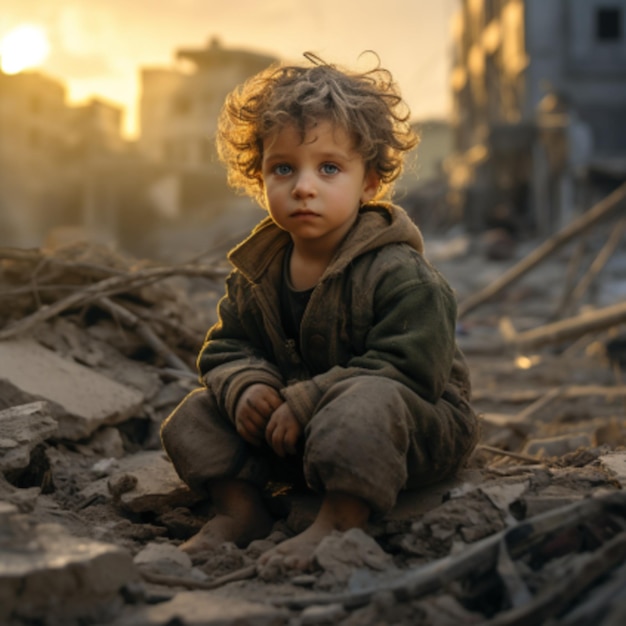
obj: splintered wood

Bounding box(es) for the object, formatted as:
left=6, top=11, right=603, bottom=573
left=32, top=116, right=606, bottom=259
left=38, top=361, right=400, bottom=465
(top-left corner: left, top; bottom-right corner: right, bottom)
left=0, top=241, right=225, bottom=371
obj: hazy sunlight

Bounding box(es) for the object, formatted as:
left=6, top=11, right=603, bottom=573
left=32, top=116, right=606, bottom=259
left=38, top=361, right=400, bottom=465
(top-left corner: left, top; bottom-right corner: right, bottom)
left=0, top=24, right=50, bottom=74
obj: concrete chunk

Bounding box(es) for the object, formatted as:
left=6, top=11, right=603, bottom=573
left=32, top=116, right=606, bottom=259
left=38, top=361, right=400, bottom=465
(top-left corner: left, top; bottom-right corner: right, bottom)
left=0, top=507, right=136, bottom=624
left=113, top=591, right=289, bottom=626
left=599, top=451, right=626, bottom=487
left=0, top=338, right=144, bottom=439
left=81, top=451, right=202, bottom=513
left=0, top=402, right=58, bottom=471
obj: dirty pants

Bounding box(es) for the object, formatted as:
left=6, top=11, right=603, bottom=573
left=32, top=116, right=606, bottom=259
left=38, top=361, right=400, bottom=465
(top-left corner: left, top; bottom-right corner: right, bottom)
left=161, top=376, right=479, bottom=515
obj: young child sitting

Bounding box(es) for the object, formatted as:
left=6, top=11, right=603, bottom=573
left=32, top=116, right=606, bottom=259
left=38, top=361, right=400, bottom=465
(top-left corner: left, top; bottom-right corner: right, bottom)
left=161, top=53, right=479, bottom=571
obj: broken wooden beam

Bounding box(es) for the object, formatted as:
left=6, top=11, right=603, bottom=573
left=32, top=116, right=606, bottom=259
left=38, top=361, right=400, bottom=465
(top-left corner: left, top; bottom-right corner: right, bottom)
left=505, top=300, right=626, bottom=351
left=472, top=384, right=626, bottom=404
left=458, top=182, right=626, bottom=319
left=98, top=297, right=193, bottom=373
left=0, top=263, right=226, bottom=341
left=273, top=491, right=626, bottom=613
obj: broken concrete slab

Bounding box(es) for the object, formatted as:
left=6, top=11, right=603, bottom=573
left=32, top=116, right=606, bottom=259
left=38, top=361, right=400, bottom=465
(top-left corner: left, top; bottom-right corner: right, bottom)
left=0, top=338, right=144, bottom=440
left=112, top=591, right=290, bottom=626
left=133, top=542, right=210, bottom=587
left=0, top=401, right=57, bottom=471
left=36, top=317, right=163, bottom=400
left=0, top=505, right=136, bottom=624
left=81, top=450, right=203, bottom=514
left=599, top=451, right=626, bottom=488
left=313, top=528, right=395, bottom=585
left=134, top=542, right=194, bottom=576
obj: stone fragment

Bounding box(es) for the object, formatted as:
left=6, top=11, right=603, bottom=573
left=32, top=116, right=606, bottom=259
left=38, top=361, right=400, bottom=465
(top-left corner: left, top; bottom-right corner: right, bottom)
left=0, top=507, right=136, bottom=624
left=479, top=479, right=530, bottom=525
left=0, top=402, right=57, bottom=471
left=37, top=317, right=163, bottom=400
left=599, top=451, right=626, bottom=488
left=78, top=426, right=126, bottom=458
left=314, top=528, right=394, bottom=585
left=0, top=338, right=144, bottom=440
left=81, top=450, right=202, bottom=513
left=300, top=603, right=347, bottom=624
left=134, top=542, right=195, bottom=578
left=113, top=591, right=289, bottom=626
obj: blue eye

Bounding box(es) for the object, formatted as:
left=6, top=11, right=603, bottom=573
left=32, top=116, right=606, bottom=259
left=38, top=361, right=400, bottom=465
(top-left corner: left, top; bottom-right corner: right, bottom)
left=274, top=164, right=292, bottom=175
left=321, top=163, right=339, bottom=175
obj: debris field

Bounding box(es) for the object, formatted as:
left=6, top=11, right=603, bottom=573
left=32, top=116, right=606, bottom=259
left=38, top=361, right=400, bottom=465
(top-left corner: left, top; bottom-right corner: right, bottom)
left=1, top=186, right=626, bottom=625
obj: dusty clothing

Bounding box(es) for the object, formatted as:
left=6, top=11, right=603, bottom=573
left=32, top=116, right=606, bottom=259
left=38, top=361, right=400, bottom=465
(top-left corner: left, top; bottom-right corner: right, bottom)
left=161, top=203, right=479, bottom=514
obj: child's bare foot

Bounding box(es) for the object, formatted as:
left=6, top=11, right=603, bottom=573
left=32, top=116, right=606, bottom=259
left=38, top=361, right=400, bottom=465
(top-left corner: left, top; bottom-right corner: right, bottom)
left=180, top=478, right=273, bottom=555
left=257, top=492, right=370, bottom=572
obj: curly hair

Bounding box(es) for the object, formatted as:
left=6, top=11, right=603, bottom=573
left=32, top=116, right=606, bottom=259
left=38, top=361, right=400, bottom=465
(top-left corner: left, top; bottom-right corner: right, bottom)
left=216, top=53, right=419, bottom=206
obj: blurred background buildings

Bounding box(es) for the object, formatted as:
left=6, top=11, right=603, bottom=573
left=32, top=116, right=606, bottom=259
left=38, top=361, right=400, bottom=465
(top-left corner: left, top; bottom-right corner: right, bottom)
left=447, top=0, right=626, bottom=237
left=0, top=0, right=625, bottom=257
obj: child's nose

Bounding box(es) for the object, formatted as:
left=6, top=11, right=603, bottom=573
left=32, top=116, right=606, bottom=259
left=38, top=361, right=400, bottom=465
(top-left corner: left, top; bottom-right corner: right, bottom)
left=292, top=171, right=317, bottom=198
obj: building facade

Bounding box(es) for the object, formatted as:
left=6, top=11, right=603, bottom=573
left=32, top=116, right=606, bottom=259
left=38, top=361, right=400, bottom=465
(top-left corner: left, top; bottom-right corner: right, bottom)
left=0, top=69, right=130, bottom=247
left=138, top=38, right=276, bottom=220
left=448, top=0, right=626, bottom=234
left=0, top=71, right=68, bottom=246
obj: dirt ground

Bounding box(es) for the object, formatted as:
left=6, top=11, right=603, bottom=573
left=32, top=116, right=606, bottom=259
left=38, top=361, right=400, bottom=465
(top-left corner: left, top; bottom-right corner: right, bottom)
left=1, top=212, right=626, bottom=625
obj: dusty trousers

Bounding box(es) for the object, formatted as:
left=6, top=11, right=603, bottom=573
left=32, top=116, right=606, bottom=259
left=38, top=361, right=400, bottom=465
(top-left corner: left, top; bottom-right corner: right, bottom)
left=161, top=375, right=479, bottom=514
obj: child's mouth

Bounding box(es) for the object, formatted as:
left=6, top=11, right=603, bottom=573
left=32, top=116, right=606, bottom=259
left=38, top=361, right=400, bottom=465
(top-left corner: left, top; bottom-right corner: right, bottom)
left=291, top=209, right=319, bottom=217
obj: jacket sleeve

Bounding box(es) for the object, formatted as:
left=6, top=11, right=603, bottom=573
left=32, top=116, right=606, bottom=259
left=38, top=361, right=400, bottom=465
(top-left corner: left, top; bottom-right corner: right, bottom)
left=197, top=271, right=284, bottom=421
left=281, top=254, right=458, bottom=427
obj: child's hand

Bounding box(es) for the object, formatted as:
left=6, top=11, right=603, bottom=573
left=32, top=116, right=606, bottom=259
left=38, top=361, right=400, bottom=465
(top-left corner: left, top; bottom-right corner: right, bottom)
left=235, top=384, right=282, bottom=447
left=265, top=403, right=302, bottom=457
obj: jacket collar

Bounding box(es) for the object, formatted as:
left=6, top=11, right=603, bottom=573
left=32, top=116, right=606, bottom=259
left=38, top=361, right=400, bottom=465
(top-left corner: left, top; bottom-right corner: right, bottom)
left=228, top=203, right=424, bottom=284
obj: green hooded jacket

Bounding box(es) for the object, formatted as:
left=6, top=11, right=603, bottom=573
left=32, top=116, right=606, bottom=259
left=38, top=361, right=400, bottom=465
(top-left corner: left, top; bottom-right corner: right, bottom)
left=198, top=203, right=473, bottom=427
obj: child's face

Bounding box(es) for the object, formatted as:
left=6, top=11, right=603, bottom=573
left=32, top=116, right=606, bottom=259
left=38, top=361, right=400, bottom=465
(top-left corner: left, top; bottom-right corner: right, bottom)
left=261, top=120, right=379, bottom=252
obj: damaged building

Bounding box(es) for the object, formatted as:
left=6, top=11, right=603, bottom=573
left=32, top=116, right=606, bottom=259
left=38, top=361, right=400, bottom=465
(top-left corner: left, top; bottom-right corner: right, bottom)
left=447, top=0, right=626, bottom=236
left=0, top=68, right=133, bottom=249
left=0, top=38, right=276, bottom=255
left=138, top=37, right=276, bottom=222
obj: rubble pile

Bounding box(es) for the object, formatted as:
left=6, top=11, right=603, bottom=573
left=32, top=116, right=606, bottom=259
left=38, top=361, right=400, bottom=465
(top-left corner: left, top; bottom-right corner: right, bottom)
left=1, top=194, right=626, bottom=626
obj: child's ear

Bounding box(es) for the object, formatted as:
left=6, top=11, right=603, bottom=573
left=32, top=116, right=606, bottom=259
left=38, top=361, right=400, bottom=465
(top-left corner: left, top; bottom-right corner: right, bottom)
left=361, top=169, right=380, bottom=204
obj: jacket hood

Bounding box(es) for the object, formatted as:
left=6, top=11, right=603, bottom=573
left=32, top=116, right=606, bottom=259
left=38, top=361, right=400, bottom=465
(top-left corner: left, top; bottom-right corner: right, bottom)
left=228, top=203, right=425, bottom=283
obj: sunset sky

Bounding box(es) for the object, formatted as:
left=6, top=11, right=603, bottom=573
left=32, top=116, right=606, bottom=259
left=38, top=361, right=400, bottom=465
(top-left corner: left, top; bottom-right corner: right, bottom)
left=0, top=0, right=459, bottom=137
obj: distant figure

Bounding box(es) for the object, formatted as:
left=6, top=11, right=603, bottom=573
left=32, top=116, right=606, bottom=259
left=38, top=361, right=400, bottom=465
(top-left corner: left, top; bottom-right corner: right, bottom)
left=161, top=54, right=479, bottom=572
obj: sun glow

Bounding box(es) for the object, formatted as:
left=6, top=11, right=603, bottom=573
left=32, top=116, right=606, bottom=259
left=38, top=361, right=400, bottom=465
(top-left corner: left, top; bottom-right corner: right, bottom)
left=0, top=24, right=50, bottom=75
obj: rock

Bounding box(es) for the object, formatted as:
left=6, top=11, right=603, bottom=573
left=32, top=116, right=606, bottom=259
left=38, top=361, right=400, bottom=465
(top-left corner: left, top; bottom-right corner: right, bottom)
left=0, top=474, right=40, bottom=512
left=91, top=457, right=119, bottom=478
left=478, top=479, right=530, bottom=525
left=291, top=573, right=318, bottom=587
left=314, top=528, right=394, bottom=585
left=113, top=591, right=290, bottom=626
left=599, top=451, right=626, bottom=488
left=157, top=506, right=204, bottom=539
left=134, top=542, right=199, bottom=580
left=37, top=317, right=163, bottom=400
left=81, top=451, right=203, bottom=513
left=0, top=338, right=144, bottom=440
left=84, top=426, right=126, bottom=458
left=246, top=538, right=277, bottom=557
left=0, top=507, right=136, bottom=624
left=0, top=402, right=57, bottom=471
left=151, top=381, right=190, bottom=410
left=300, top=603, right=347, bottom=624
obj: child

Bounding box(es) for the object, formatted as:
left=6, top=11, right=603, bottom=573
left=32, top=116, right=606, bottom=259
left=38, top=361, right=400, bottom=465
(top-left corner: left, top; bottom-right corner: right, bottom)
left=161, top=54, right=479, bottom=571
